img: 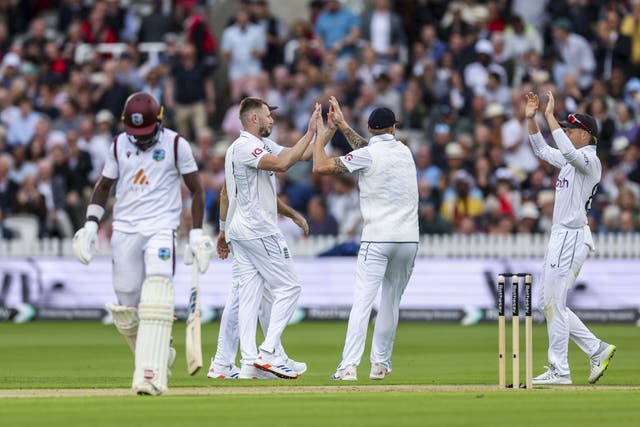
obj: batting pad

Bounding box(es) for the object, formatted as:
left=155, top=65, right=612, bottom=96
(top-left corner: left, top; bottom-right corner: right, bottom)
left=106, top=303, right=138, bottom=353
left=132, top=276, right=174, bottom=395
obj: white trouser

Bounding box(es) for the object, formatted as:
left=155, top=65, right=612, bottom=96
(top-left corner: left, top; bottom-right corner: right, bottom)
left=339, top=242, right=418, bottom=370
left=111, top=229, right=175, bottom=307
left=212, top=282, right=288, bottom=367
left=540, top=228, right=600, bottom=375
left=231, top=233, right=301, bottom=365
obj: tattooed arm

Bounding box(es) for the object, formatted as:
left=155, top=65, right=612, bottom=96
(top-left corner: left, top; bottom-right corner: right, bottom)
left=329, top=96, right=368, bottom=150
left=312, top=113, right=349, bottom=175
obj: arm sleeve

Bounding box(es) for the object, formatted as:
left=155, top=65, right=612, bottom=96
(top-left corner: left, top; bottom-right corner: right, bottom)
left=177, top=138, right=198, bottom=174
left=236, top=140, right=268, bottom=168
left=528, top=132, right=566, bottom=169
left=551, top=128, right=593, bottom=174
left=264, top=138, right=284, bottom=156
left=339, top=147, right=373, bottom=173
left=102, top=142, right=119, bottom=179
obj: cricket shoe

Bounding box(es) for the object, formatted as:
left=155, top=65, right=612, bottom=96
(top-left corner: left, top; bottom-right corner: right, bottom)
left=588, top=342, right=616, bottom=384
left=369, top=362, right=392, bottom=380
left=207, top=361, right=240, bottom=379
left=239, top=364, right=278, bottom=380
left=254, top=350, right=298, bottom=379
left=286, top=358, right=307, bottom=376
left=532, top=365, right=572, bottom=385
left=331, top=365, right=358, bottom=381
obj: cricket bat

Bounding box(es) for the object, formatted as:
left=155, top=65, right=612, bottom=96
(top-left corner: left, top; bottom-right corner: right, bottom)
left=186, top=264, right=202, bottom=375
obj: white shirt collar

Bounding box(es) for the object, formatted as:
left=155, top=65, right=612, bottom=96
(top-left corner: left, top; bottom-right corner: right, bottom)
left=368, top=133, right=395, bottom=145
left=240, top=130, right=264, bottom=144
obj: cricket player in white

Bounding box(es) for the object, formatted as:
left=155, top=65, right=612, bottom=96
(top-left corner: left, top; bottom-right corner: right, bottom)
left=208, top=188, right=309, bottom=380
left=313, top=97, right=419, bottom=381
left=525, top=91, right=616, bottom=385
left=216, top=97, right=320, bottom=379
left=72, top=92, right=214, bottom=395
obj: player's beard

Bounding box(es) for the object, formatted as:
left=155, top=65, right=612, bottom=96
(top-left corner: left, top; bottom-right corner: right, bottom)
left=258, top=124, right=272, bottom=138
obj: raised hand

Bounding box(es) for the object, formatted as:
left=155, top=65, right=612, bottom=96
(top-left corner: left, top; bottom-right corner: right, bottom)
left=328, top=96, right=345, bottom=128
left=307, top=103, right=321, bottom=135
left=544, top=91, right=555, bottom=117
left=524, top=92, right=539, bottom=119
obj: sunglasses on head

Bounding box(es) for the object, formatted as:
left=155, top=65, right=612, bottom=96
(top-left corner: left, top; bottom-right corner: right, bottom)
left=567, top=114, right=591, bottom=134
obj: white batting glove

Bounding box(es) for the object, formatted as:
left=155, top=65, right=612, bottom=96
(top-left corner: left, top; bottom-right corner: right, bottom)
left=72, top=221, right=98, bottom=265
left=188, top=229, right=215, bottom=273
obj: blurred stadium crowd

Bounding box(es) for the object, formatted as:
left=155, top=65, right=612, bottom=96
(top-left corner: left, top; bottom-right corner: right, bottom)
left=1, top=0, right=640, bottom=245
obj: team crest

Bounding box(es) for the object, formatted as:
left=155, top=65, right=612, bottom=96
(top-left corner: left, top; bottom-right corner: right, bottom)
left=131, top=113, right=144, bottom=126
left=158, top=247, right=171, bottom=260
left=153, top=149, right=165, bottom=161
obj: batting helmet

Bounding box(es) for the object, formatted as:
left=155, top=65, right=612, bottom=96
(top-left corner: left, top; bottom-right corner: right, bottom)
left=121, top=92, right=164, bottom=137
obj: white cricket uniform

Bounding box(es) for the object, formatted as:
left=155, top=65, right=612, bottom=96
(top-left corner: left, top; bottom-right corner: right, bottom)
left=336, top=133, right=419, bottom=370
left=529, top=129, right=602, bottom=375
left=102, top=128, right=198, bottom=306
left=224, top=130, right=301, bottom=366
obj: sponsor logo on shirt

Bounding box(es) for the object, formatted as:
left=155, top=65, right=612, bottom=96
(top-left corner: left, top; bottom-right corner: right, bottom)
left=251, top=147, right=263, bottom=158
left=344, top=153, right=353, bottom=161
left=153, top=149, right=165, bottom=161
left=158, top=247, right=171, bottom=261
left=132, top=168, right=150, bottom=186
left=556, top=177, right=569, bottom=188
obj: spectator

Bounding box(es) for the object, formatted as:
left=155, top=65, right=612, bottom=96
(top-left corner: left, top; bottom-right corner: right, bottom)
left=315, top=0, right=361, bottom=61
left=11, top=172, right=47, bottom=237
left=91, top=59, right=132, bottom=121
left=463, top=39, right=507, bottom=96
left=0, top=153, right=18, bottom=237
left=620, top=0, right=640, bottom=74
left=551, top=17, right=596, bottom=92
left=253, top=0, right=289, bottom=72
left=440, top=169, right=484, bottom=229
left=360, top=0, right=407, bottom=63
left=80, top=2, right=118, bottom=44
left=306, top=195, right=338, bottom=236
left=221, top=9, right=266, bottom=101
left=503, top=15, right=543, bottom=61
left=326, top=174, right=360, bottom=238
left=7, top=96, right=41, bottom=148
left=137, top=0, right=180, bottom=43
left=165, top=43, right=215, bottom=141
left=184, top=5, right=218, bottom=73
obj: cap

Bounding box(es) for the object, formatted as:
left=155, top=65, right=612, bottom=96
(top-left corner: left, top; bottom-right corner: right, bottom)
left=434, top=123, right=451, bottom=134
left=368, top=107, right=397, bottom=130
left=559, top=113, right=597, bottom=135
left=268, top=105, right=278, bottom=111
left=475, top=39, right=493, bottom=55
left=553, top=17, right=572, bottom=32
left=2, top=52, right=21, bottom=68
left=453, top=169, right=474, bottom=186
left=484, top=102, right=505, bottom=119
left=96, top=109, right=115, bottom=124
left=445, top=142, right=464, bottom=158
left=520, top=202, right=539, bottom=220
left=612, top=136, right=630, bottom=154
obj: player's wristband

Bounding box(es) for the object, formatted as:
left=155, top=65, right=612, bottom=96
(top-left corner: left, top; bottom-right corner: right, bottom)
left=86, top=204, right=104, bottom=223
left=219, top=220, right=225, bottom=232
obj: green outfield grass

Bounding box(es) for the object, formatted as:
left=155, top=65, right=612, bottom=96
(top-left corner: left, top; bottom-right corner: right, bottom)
left=0, top=321, right=638, bottom=427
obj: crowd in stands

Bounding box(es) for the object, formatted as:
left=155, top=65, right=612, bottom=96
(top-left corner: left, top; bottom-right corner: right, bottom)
left=1, top=0, right=640, bottom=245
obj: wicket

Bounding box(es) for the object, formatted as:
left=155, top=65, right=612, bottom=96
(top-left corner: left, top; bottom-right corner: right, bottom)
left=498, top=273, right=533, bottom=389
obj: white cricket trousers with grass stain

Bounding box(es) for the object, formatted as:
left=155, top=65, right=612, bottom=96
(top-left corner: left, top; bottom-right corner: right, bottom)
left=230, top=233, right=301, bottom=367
left=540, top=227, right=601, bottom=375
left=338, top=242, right=418, bottom=370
